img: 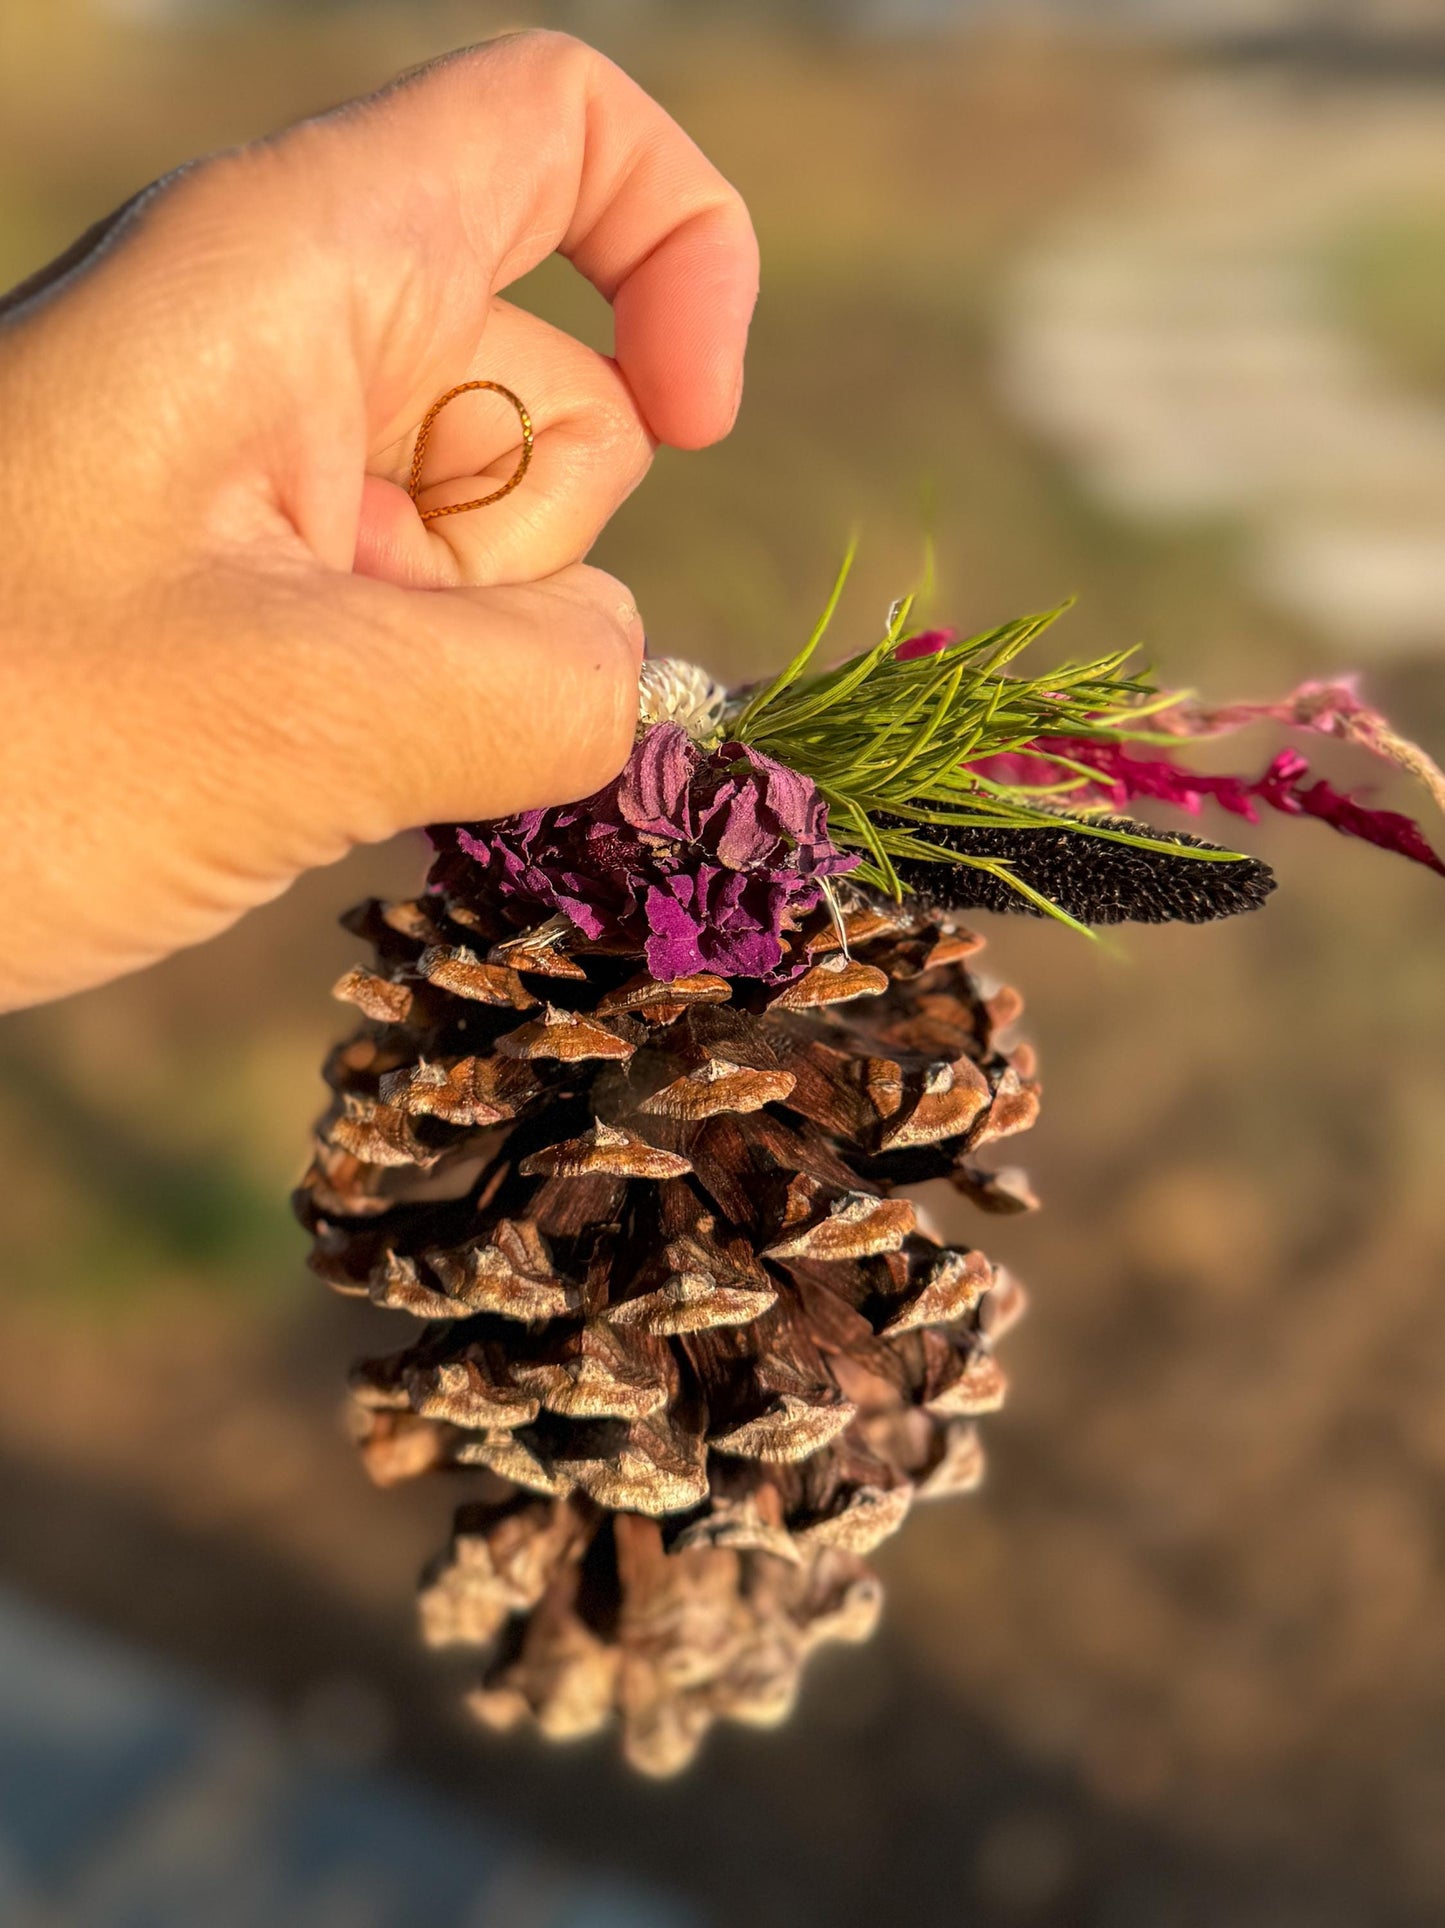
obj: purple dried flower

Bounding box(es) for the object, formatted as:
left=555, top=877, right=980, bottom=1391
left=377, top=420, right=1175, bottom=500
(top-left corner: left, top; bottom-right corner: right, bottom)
left=616, top=725, right=698, bottom=841
left=443, top=724, right=858, bottom=982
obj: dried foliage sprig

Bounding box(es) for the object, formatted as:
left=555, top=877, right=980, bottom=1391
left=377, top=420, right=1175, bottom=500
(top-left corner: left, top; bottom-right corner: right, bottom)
left=726, top=546, right=1252, bottom=927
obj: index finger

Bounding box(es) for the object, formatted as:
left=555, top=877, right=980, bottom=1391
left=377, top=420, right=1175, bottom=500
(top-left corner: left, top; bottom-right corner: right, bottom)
left=323, top=32, right=760, bottom=451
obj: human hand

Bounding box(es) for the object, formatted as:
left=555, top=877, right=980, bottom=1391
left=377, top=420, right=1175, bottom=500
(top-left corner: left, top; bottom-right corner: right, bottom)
left=0, top=31, right=758, bottom=1011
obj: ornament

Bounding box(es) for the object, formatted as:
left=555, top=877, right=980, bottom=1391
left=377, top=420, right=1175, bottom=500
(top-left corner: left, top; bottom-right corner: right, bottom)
left=297, top=400, right=1443, bottom=1774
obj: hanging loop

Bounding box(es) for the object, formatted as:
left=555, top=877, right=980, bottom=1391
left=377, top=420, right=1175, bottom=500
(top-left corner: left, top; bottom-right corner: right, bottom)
left=408, top=380, right=534, bottom=524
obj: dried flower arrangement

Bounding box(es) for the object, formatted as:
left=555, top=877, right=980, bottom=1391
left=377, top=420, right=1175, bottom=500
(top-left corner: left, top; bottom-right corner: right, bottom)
left=298, top=544, right=1442, bottom=1776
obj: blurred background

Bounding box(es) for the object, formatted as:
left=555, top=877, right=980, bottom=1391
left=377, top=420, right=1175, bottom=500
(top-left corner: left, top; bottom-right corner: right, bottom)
left=1, top=0, right=1443, bottom=1922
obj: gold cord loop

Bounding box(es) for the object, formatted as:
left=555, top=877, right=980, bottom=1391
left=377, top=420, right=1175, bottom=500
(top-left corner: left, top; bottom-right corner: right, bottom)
left=407, top=380, right=534, bottom=524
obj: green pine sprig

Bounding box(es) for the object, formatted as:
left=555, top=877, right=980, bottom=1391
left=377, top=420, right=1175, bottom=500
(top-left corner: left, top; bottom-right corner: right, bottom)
left=725, top=544, right=1251, bottom=930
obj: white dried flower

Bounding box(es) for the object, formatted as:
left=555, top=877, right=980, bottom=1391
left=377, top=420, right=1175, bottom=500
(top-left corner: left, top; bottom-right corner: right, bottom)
left=636, top=658, right=728, bottom=745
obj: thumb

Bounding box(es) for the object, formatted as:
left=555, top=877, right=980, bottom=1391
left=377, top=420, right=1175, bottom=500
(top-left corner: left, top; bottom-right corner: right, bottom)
left=0, top=557, right=644, bottom=1010
left=294, top=562, right=647, bottom=844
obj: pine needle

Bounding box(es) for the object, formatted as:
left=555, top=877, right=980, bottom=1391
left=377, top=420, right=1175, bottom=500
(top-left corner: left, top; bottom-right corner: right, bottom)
left=727, top=560, right=1255, bottom=927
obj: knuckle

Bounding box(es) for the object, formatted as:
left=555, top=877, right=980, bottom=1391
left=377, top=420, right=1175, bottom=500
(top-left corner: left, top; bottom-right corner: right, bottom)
left=495, top=27, right=593, bottom=77
left=142, top=142, right=299, bottom=258
left=530, top=27, right=590, bottom=60
left=589, top=396, right=656, bottom=478
left=123, top=151, right=236, bottom=248
left=569, top=564, right=636, bottom=626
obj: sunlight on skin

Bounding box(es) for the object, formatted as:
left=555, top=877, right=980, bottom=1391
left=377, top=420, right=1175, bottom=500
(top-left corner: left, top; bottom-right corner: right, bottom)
left=0, top=32, right=760, bottom=1012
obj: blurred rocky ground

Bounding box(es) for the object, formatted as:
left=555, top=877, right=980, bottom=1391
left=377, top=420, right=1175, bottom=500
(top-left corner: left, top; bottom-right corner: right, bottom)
left=0, top=1586, right=692, bottom=1926
left=0, top=5, right=1442, bottom=1925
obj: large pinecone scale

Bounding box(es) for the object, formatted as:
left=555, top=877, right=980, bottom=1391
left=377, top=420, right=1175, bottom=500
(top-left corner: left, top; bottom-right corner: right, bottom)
left=297, top=836, right=1039, bottom=1775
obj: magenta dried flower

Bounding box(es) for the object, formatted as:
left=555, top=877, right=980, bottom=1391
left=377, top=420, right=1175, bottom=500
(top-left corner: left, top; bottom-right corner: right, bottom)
left=441, top=724, right=857, bottom=982
left=1159, top=677, right=1445, bottom=812
left=889, top=626, right=1444, bottom=892
left=894, top=627, right=958, bottom=662
left=973, top=735, right=1445, bottom=880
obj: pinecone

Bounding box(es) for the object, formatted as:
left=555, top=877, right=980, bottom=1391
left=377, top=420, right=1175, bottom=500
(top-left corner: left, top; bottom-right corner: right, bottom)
left=297, top=843, right=1038, bottom=1775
